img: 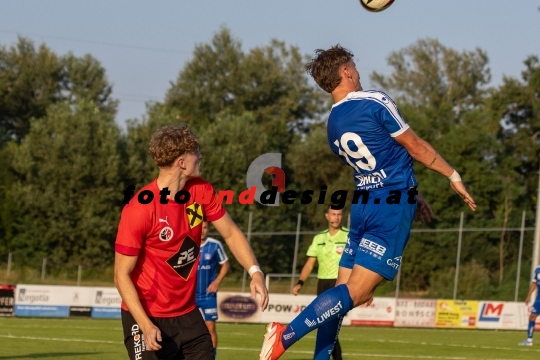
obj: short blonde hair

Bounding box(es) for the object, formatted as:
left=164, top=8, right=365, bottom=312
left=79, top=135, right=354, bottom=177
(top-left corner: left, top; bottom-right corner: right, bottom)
left=149, top=125, right=199, bottom=167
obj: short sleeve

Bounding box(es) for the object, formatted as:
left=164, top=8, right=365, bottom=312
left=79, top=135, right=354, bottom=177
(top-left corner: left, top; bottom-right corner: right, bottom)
left=306, top=236, right=319, bottom=258
left=373, top=94, right=409, bottom=137
left=200, top=182, right=226, bottom=222
left=115, top=204, right=151, bottom=256
left=216, top=241, right=229, bottom=264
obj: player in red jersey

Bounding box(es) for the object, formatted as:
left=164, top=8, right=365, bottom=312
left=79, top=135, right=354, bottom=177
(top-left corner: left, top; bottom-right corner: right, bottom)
left=115, top=125, right=268, bottom=360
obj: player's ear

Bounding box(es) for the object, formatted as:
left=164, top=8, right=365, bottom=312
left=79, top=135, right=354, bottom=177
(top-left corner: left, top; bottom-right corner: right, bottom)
left=176, top=155, right=186, bottom=169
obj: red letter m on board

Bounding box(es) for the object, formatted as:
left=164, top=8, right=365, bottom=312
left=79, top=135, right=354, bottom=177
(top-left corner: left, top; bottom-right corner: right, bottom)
left=479, top=303, right=503, bottom=322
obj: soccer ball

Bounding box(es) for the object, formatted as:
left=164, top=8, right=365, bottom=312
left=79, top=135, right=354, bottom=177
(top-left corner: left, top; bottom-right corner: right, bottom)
left=359, top=0, right=394, bottom=12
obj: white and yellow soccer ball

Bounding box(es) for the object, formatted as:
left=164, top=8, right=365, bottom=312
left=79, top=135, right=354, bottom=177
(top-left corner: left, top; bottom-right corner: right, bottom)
left=359, top=0, right=395, bottom=12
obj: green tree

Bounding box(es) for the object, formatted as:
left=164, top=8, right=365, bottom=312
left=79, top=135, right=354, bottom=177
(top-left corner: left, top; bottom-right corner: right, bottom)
left=164, top=27, right=325, bottom=136
left=0, top=37, right=117, bottom=144
left=10, top=101, right=123, bottom=268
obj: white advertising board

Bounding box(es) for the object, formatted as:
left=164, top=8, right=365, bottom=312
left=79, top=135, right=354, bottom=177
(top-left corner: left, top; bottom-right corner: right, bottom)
left=343, top=297, right=396, bottom=326
left=476, top=301, right=524, bottom=330
left=259, top=294, right=315, bottom=324
left=394, top=299, right=436, bottom=328
left=92, top=287, right=123, bottom=318
left=14, top=284, right=94, bottom=317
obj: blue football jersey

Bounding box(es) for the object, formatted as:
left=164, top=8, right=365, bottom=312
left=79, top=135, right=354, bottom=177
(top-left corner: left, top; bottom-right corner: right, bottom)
left=327, top=90, right=417, bottom=191
left=196, top=238, right=228, bottom=300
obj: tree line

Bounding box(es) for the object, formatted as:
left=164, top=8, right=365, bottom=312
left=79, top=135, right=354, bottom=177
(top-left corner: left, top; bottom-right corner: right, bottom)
left=0, top=28, right=539, bottom=300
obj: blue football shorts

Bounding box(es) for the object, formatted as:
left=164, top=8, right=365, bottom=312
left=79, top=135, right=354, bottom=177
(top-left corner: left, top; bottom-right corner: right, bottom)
left=196, top=297, right=218, bottom=321
left=531, top=300, right=540, bottom=315
left=339, top=188, right=417, bottom=281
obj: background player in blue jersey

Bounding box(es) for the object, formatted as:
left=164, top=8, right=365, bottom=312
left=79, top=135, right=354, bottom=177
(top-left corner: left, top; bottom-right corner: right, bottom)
left=519, top=266, right=540, bottom=346
left=196, top=220, right=230, bottom=356
left=260, top=45, right=476, bottom=360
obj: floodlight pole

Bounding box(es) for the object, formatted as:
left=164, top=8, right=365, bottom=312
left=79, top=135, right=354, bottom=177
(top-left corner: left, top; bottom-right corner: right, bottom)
left=515, top=211, right=526, bottom=302
left=241, top=212, right=253, bottom=293
left=533, top=164, right=540, bottom=279
left=290, top=213, right=302, bottom=292
left=453, top=212, right=464, bottom=300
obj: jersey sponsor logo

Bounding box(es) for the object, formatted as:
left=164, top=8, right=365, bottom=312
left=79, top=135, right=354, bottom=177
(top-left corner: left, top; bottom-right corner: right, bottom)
left=199, top=265, right=211, bottom=270
left=166, top=236, right=199, bottom=280
left=159, top=226, right=174, bottom=242
left=304, top=318, right=317, bottom=328
left=359, top=238, right=386, bottom=256
left=336, top=246, right=344, bottom=255
left=387, top=256, right=402, bottom=269
left=479, top=303, right=503, bottom=322
left=355, top=170, right=387, bottom=187
left=186, top=203, right=204, bottom=229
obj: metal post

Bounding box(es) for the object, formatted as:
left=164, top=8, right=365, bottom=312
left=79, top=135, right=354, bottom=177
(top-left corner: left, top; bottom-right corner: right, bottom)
left=290, top=213, right=302, bottom=292
left=533, top=163, right=540, bottom=278
left=453, top=212, right=464, bottom=300
left=41, top=258, right=47, bottom=281
left=515, top=210, right=526, bottom=302
left=77, top=265, right=82, bottom=286
left=7, top=252, right=12, bottom=277
left=395, top=263, right=401, bottom=299
left=241, top=212, right=253, bottom=293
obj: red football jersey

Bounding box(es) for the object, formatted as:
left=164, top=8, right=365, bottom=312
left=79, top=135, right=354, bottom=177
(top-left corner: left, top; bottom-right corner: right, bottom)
left=115, top=177, right=226, bottom=317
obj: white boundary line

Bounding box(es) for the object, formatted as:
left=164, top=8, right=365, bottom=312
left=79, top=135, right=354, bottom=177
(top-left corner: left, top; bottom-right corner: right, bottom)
left=0, top=334, right=121, bottom=344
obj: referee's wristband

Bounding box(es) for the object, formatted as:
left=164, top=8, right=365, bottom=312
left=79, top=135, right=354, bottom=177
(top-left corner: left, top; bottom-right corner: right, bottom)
left=296, top=280, right=304, bottom=287
left=248, top=265, right=263, bottom=278
left=448, top=169, right=462, bottom=182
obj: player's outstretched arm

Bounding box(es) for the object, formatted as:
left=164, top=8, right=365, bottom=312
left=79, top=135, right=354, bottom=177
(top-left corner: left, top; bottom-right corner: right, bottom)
left=212, top=213, right=269, bottom=311
left=114, top=253, right=162, bottom=351
left=394, top=128, right=476, bottom=211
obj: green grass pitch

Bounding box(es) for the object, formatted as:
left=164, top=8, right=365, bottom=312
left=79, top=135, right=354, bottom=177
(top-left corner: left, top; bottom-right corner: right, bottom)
left=1, top=317, right=539, bottom=359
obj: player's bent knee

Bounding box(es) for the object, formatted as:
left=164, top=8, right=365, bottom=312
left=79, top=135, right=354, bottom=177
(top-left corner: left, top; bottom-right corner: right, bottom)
left=345, top=284, right=374, bottom=307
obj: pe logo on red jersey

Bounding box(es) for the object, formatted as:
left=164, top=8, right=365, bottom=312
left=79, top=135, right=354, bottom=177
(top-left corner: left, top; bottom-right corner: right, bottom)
left=166, top=236, right=199, bottom=280
left=186, top=203, right=204, bottom=229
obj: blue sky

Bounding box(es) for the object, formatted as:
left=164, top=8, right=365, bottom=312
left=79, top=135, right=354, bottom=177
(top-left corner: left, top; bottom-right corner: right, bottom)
left=1, top=0, right=539, bottom=129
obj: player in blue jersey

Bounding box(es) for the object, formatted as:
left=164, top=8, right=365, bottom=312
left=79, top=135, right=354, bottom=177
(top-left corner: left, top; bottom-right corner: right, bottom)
left=519, top=266, right=540, bottom=346
left=260, top=45, right=476, bottom=360
left=196, top=220, right=230, bottom=357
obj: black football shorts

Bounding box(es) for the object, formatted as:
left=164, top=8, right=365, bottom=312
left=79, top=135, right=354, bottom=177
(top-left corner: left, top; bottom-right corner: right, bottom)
left=121, top=308, right=213, bottom=360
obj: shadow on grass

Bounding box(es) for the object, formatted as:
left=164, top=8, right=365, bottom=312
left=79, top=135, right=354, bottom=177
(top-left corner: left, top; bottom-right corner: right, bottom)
left=0, top=353, right=100, bottom=359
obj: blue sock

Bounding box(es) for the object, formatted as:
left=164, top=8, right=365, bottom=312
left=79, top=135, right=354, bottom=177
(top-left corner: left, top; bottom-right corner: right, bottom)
left=282, top=284, right=353, bottom=349
left=528, top=320, right=535, bottom=340
left=313, top=316, right=343, bottom=360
